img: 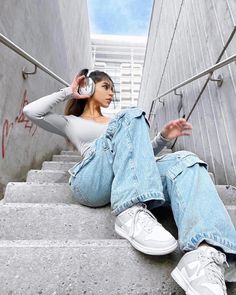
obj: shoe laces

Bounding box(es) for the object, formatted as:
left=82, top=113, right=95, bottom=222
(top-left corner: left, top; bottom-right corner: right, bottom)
left=130, top=204, right=161, bottom=237
left=199, top=250, right=228, bottom=294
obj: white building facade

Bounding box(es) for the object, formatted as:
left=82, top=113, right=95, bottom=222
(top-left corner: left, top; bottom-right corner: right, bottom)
left=91, top=34, right=146, bottom=113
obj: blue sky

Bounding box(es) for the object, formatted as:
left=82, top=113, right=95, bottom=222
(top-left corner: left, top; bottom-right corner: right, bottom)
left=87, top=0, right=153, bottom=36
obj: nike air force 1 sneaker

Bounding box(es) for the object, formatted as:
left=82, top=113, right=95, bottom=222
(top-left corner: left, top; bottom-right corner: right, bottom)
left=171, top=245, right=228, bottom=295
left=115, top=203, right=178, bottom=255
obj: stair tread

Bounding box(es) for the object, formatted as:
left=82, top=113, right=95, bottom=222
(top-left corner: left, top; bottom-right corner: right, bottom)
left=0, top=203, right=117, bottom=240
left=0, top=239, right=235, bottom=295
left=42, top=161, right=77, bottom=170
left=4, top=182, right=236, bottom=206
left=60, top=150, right=80, bottom=155
left=52, top=155, right=82, bottom=162
left=0, top=239, right=184, bottom=295
left=26, top=169, right=69, bottom=183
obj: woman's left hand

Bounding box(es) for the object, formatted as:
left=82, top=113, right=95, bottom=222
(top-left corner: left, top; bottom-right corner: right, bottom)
left=160, top=118, right=192, bottom=140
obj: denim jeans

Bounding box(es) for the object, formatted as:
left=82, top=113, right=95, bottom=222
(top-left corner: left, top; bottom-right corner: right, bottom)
left=68, top=108, right=236, bottom=254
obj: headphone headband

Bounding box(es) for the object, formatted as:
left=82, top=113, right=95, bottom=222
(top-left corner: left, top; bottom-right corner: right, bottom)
left=87, top=69, right=93, bottom=77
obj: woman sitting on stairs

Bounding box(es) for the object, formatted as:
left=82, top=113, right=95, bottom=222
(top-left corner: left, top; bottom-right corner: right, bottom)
left=23, top=69, right=236, bottom=295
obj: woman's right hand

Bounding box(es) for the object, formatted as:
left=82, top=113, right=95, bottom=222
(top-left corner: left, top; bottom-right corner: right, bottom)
left=70, top=74, right=90, bottom=100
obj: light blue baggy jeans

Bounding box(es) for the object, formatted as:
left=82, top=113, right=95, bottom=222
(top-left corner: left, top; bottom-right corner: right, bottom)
left=68, top=108, right=236, bottom=254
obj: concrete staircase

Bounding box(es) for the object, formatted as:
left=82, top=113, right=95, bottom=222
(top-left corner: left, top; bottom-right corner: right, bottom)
left=0, top=150, right=236, bottom=294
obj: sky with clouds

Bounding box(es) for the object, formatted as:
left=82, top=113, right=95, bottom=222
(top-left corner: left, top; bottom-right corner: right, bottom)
left=87, top=0, right=153, bottom=36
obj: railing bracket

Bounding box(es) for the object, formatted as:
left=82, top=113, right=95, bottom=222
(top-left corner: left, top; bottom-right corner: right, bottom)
left=174, top=89, right=183, bottom=98
left=209, top=74, right=223, bottom=87
left=175, top=89, right=185, bottom=116
left=158, top=98, right=165, bottom=105
left=22, top=65, right=38, bottom=79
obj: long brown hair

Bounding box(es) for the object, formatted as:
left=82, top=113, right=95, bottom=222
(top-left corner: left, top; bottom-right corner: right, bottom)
left=64, top=68, right=114, bottom=117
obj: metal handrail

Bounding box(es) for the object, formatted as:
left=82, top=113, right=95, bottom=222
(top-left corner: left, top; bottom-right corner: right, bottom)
left=0, top=33, right=70, bottom=86
left=152, top=53, right=236, bottom=103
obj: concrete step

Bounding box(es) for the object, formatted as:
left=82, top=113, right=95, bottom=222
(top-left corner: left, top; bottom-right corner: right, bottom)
left=0, top=240, right=235, bottom=295
left=60, top=150, right=80, bottom=155
left=42, top=161, right=77, bottom=171
left=0, top=202, right=234, bottom=240
left=2, top=146, right=235, bottom=295
left=26, top=170, right=69, bottom=183
left=0, top=203, right=118, bottom=240
left=0, top=239, right=185, bottom=295
left=52, top=153, right=217, bottom=183
left=4, top=182, right=76, bottom=204
left=52, top=155, right=82, bottom=162
left=27, top=168, right=217, bottom=186
left=4, top=182, right=236, bottom=207
left=216, top=185, right=236, bottom=206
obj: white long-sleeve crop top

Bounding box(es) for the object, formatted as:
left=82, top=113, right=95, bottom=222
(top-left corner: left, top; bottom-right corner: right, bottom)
left=23, top=87, right=169, bottom=156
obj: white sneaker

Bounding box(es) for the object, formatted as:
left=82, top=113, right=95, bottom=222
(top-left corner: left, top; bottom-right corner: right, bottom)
left=171, top=245, right=228, bottom=295
left=115, top=203, right=178, bottom=255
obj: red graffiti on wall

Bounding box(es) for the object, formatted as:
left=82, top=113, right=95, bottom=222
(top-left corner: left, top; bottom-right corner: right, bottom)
left=1, top=120, right=14, bottom=159
left=1, top=90, right=37, bottom=159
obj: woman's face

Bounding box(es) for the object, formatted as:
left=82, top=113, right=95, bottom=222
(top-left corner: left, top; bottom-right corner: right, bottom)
left=91, top=79, right=114, bottom=108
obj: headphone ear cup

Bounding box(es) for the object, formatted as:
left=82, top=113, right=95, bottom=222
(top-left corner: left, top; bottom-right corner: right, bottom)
left=78, top=77, right=95, bottom=96
left=88, top=78, right=95, bottom=96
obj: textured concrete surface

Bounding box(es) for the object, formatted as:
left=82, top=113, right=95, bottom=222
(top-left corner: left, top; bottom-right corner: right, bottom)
left=0, top=0, right=91, bottom=193
left=0, top=240, right=235, bottom=295
left=61, top=150, right=80, bottom=155
left=52, top=155, right=82, bottom=162
left=26, top=170, right=69, bottom=183
left=5, top=181, right=235, bottom=207
left=139, top=0, right=236, bottom=186
left=0, top=196, right=234, bottom=242
left=0, top=203, right=117, bottom=240
left=216, top=185, right=236, bottom=206
left=1, top=150, right=236, bottom=294
left=42, top=161, right=77, bottom=171
left=4, top=182, right=75, bottom=203
left=0, top=240, right=184, bottom=295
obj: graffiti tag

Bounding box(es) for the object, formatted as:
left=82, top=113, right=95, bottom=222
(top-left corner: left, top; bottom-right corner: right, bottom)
left=1, top=90, right=37, bottom=159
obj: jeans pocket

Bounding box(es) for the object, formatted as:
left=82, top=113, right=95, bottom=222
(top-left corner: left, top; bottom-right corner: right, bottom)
left=124, top=107, right=149, bottom=126
left=166, top=151, right=208, bottom=180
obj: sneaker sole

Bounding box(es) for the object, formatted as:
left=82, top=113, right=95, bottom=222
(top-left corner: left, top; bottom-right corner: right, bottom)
left=115, top=224, right=178, bottom=255
left=171, top=267, right=199, bottom=295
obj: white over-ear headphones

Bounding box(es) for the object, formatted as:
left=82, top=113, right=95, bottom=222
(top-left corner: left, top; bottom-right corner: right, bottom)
left=78, top=70, right=95, bottom=96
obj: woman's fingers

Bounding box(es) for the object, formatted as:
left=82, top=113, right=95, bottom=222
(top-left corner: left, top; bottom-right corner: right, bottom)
left=72, top=92, right=90, bottom=100
left=76, top=74, right=86, bottom=84
left=181, top=131, right=191, bottom=136
left=71, top=74, right=90, bottom=99
left=162, top=118, right=193, bottom=139
left=71, top=74, right=85, bottom=86
left=175, top=120, right=192, bottom=131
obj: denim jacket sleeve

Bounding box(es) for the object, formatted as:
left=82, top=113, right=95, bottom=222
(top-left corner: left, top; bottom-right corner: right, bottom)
left=151, top=132, right=171, bottom=155
left=23, top=87, right=73, bottom=137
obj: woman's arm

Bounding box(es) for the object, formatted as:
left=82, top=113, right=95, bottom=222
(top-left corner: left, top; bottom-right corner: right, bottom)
left=151, top=132, right=171, bottom=155
left=23, top=75, right=89, bottom=137
left=23, top=87, right=73, bottom=137
left=151, top=118, right=193, bottom=156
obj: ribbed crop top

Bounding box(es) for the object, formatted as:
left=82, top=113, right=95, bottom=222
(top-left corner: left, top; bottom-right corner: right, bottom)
left=23, top=87, right=169, bottom=156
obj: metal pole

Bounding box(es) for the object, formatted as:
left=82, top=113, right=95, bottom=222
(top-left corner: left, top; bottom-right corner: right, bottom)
left=0, top=33, right=70, bottom=86
left=153, top=53, right=236, bottom=102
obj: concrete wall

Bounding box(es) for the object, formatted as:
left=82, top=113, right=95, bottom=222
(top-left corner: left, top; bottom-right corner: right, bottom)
left=139, top=0, right=236, bottom=186
left=0, top=0, right=92, bottom=197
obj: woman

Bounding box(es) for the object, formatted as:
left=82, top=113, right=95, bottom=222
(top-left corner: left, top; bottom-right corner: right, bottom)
left=23, top=69, right=236, bottom=295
